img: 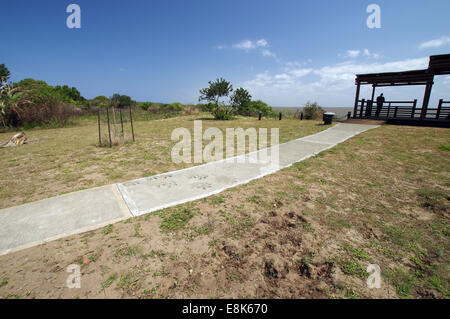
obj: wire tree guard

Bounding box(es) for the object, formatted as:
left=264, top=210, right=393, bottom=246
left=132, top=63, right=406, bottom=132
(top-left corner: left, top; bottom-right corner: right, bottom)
left=97, top=106, right=135, bottom=147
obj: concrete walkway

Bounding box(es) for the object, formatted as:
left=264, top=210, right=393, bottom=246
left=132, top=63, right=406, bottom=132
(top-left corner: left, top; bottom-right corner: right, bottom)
left=0, top=123, right=378, bottom=255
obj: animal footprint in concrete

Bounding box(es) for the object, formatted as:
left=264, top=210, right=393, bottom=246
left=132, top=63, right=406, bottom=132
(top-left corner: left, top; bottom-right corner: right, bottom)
left=155, top=181, right=177, bottom=189
left=192, top=182, right=213, bottom=190
left=190, top=174, right=208, bottom=181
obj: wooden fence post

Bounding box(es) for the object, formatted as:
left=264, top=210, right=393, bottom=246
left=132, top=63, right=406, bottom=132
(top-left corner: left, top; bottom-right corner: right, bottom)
left=129, top=106, right=135, bottom=142
left=300, top=112, right=303, bottom=120
left=106, top=107, right=112, bottom=148
left=394, top=106, right=398, bottom=118
left=258, top=112, right=262, bottom=120
left=120, top=108, right=124, bottom=135
left=97, top=109, right=101, bottom=146
left=279, top=112, right=282, bottom=120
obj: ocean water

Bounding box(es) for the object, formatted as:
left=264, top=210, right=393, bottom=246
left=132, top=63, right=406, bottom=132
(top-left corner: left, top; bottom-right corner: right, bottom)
left=272, top=106, right=353, bottom=121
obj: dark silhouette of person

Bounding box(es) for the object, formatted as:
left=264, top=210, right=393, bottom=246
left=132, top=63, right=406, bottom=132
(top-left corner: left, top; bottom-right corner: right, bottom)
left=376, top=93, right=385, bottom=117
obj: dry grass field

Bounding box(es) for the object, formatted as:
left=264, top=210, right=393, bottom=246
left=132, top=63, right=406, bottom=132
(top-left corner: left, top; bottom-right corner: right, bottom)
left=0, top=114, right=326, bottom=209
left=0, top=123, right=448, bottom=299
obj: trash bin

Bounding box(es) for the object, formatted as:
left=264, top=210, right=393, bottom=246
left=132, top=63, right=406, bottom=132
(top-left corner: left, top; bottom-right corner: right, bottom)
left=323, top=112, right=335, bottom=125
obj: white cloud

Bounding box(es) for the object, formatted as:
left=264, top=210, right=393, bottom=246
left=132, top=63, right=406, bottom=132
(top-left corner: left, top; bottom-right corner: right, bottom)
left=256, top=39, right=268, bottom=47
left=261, top=49, right=276, bottom=58
left=241, top=57, right=430, bottom=106
left=346, top=50, right=360, bottom=58
left=363, top=49, right=380, bottom=59
left=287, top=68, right=313, bottom=78
left=232, top=39, right=268, bottom=51
left=343, top=49, right=380, bottom=59
left=419, top=36, right=450, bottom=49
left=218, top=38, right=279, bottom=60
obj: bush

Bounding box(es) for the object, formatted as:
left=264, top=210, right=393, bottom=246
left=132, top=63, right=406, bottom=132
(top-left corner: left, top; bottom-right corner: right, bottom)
left=1, top=80, right=73, bottom=128
left=182, top=104, right=200, bottom=116
left=147, top=103, right=161, bottom=113
left=163, top=102, right=184, bottom=113
left=140, top=102, right=152, bottom=111
left=212, top=106, right=233, bottom=120
left=197, top=102, right=216, bottom=113
left=4, top=95, right=72, bottom=128
left=247, top=100, right=273, bottom=117
left=303, top=101, right=323, bottom=120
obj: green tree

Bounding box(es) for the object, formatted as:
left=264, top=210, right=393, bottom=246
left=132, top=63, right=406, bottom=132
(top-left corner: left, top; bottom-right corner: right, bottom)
left=199, top=78, right=233, bottom=112
left=199, top=78, right=234, bottom=119
left=111, top=93, right=133, bottom=108
left=0, top=64, right=11, bottom=86
left=54, top=85, right=85, bottom=103
left=230, top=87, right=252, bottom=115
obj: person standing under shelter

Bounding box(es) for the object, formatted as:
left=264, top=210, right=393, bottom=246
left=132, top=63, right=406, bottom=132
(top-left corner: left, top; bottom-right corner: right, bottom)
left=376, top=93, right=385, bottom=117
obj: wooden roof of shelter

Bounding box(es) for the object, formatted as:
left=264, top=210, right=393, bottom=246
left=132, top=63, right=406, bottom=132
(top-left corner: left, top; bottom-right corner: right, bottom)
left=356, top=69, right=433, bottom=87
left=429, top=53, right=450, bottom=75
left=355, top=54, right=450, bottom=87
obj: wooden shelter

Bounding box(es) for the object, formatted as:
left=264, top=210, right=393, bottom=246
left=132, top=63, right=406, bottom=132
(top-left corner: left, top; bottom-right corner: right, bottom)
left=353, top=54, right=450, bottom=125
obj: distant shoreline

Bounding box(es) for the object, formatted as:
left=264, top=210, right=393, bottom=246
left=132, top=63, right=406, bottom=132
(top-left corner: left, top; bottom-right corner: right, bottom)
left=272, top=106, right=353, bottom=120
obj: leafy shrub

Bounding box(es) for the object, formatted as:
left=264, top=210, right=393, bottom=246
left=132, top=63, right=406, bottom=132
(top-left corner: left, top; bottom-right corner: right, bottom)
left=182, top=104, right=200, bottom=116
left=303, top=101, right=324, bottom=120
left=246, top=100, right=273, bottom=117
left=212, top=106, right=233, bottom=120
left=140, top=102, right=152, bottom=111
left=1, top=80, right=73, bottom=128
left=147, top=103, right=161, bottom=113
left=163, top=102, right=184, bottom=113
left=197, top=102, right=216, bottom=113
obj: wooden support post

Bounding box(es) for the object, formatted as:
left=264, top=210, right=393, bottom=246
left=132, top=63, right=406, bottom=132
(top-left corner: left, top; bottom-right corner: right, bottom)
left=365, top=100, right=373, bottom=117
left=436, top=99, right=443, bottom=120
left=394, top=106, right=398, bottom=118
left=359, top=99, right=365, bottom=118
left=106, top=107, right=112, bottom=148
left=129, top=106, right=135, bottom=142
left=347, top=111, right=351, bottom=119
left=300, top=112, right=303, bottom=120
left=120, top=108, right=124, bottom=135
left=97, top=109, right=101, bottom=145
left=371, top=85, right=376, bottom=104
left=279, top=112, right=282, bottom=120
left=353, top=82, right=361, bottom=118
left=421, top=80, right=434, bottom=119
left=258, top=112, right=262, bottom=121
left=411, top=99, right=417, bottom=118
left=387, top=102, right=391, bottom=118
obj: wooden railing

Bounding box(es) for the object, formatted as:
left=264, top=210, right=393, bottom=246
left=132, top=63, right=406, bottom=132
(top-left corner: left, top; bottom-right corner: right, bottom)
left=354, top=99, right=450, bottom=121
left=426, top=99, right=450, bottom=120
left=355, top=99, right=418, bottom=119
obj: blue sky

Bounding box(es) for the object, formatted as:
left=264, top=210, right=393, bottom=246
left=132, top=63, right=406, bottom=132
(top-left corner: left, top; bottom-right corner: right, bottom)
left=2, top=0, right=450, bottom=107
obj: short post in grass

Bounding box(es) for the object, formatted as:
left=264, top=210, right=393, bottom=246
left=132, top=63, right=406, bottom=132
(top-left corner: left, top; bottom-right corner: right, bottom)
left=119, top=108, right=124, bottom=136
left=279, top=112, right=282, bottom=120
left=300, top=112, right=304, bottom=120
left=347, top=111, right=351, bottom=119
left=106, top=106, right=112, bottom=148
left=129, top=105, right=135, bottom=142
left=258, top=112, right=262, bottom=120
left=97, top=109, right=102, bottom=145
